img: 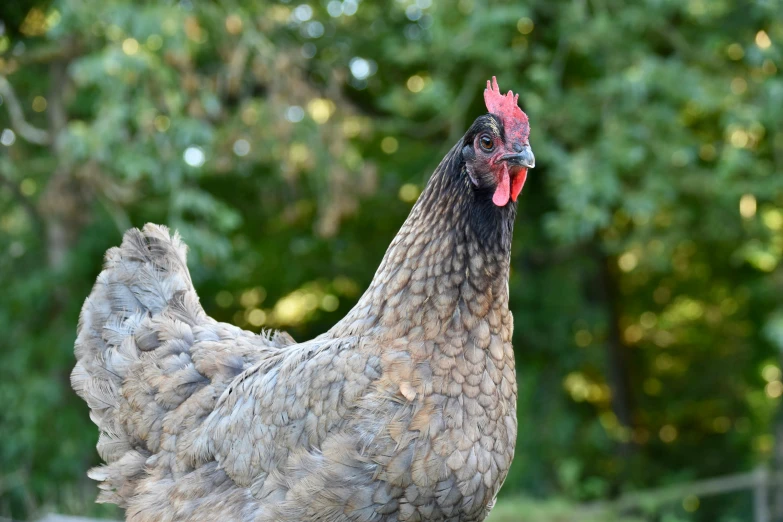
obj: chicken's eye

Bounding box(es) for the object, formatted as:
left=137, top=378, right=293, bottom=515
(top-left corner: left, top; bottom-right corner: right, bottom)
left=479, top=135, right=494, bottom=152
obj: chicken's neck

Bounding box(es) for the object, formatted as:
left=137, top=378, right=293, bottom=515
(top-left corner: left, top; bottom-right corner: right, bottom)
left=331, top=142, right=517, bottom=340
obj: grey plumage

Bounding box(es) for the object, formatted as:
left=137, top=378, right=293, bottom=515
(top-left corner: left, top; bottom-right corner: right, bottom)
left=73, top=135, right=519, bottom=521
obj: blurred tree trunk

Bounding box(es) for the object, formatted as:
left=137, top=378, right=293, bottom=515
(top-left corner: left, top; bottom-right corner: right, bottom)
left=39, top=60, right=87, bottom=275
left=773, top=308, right=783, bottom=521
left=772, top=413, right=783, bottom=521
left=597, top=251, right=635, bottom=461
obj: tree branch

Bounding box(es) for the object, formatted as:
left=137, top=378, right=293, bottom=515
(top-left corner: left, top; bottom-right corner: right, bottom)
left=14, top=38, right=83, bottom=66
left=0, top=75, right=50, bottom=145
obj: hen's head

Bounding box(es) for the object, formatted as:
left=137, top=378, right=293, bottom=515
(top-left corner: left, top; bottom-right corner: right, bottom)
left=462, top=77, right=534, bottom=207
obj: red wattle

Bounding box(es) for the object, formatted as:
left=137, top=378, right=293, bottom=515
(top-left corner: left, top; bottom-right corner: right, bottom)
left=492, top=164, right=511, bottom=207
left=510, top=168, right=527, bottom=202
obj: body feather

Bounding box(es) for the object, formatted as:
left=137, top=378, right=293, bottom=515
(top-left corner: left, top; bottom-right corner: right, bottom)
left=74, top=130, right=520, bottom=521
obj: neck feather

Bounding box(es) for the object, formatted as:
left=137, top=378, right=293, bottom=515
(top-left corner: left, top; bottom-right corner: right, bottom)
left=330, top=141, right=517, bottom=339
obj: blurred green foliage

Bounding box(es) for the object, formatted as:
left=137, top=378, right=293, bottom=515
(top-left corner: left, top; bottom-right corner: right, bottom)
left=0, top=0, right=782, bottom=520
left=485, top=497, right=645, bottom=522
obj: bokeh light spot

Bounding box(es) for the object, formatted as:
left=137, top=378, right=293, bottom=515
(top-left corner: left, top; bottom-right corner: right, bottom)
left=517, top=17, right=534, bottom=34
left=574, top=329, right=592, bottom=347
left=343, top=0, right=358, bottom=16
left=618, top=251, right=638, bottom=272
left=307, top=98, right=335, bottom=124
left=730, top=77, right=747, bottom=95
left=659, top=425, right=678, bottom=443
left=233, top=139, right=251, bottom=157
left=381, top=137, right=399, bottom=154
left=286, top=105, right=305, bottom=123
left=247, top=308, right=267, bottom=327
left=327, top=1, right=342, bottom=17
left=726, top=43, right=744, bottom=60
left=739, top=194, right=756, bottom=218
left=225, top=14, right=243, bottom=34
left=399, top=183, right=420, bottom=203
left=32, top=96, right=47, bottom=112
left=683, top=495, right=699, bottom=512
left=154, top=115, right=170, bottom=132
left=146, top=34, right=163, bottom=51
left=321, top=294, right=339, bottom=312
left=762, top=209, right=783, bottom=230
left=215, top=291, right=233, bottom=308
left=0, top=129, right=16, bottom=146
left=183, top=146, right=206, bottom=167
left=20, top=179, right=37, bottom=196
left=349, top=57, right=373, bottom=80
left=766, top=381, right=783, bottom=398
left=292, top=4, right=313, bottom=22
left=240, top=288, right=266, bottom=308
left=762, top=364, right=781, bottom=382
left=407, top=75, right=425, bottom=93
left=755, top=30, right=771, bottom=50
left=122, top=38, right=139, bottom=55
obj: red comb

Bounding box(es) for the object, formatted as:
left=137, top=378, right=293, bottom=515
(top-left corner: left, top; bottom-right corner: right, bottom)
left=483, top=76, right=529, bottom=143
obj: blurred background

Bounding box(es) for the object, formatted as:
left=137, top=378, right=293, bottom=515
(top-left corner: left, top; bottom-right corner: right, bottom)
left=0, top=0, right=781, bottom=521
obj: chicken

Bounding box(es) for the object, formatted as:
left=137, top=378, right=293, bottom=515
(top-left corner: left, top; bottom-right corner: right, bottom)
left=72, top=77, right=534, bottom=522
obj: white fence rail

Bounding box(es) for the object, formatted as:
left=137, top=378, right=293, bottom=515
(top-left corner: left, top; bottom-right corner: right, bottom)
left=591, top=466, right=777, bottom=522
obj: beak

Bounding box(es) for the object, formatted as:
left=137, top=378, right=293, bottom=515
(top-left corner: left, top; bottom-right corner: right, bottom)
left=499, top=144, right=535, bottom=169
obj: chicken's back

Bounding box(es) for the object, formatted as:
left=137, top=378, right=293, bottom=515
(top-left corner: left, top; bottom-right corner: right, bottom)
left=71, top=224, right=294, bottom=509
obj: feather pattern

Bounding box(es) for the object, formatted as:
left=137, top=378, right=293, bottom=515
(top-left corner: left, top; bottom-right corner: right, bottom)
left=72, top=224, right=290, bottom=510
left=74, top=115, right=520, bottom=521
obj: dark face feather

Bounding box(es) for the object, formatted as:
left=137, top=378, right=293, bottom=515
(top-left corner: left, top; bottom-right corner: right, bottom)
left=461, top=113, right=534, bottom=208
